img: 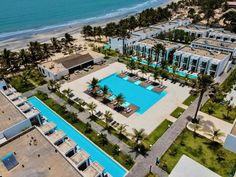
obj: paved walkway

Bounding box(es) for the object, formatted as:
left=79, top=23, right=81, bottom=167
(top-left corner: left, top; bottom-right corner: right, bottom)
left=127, top=67, right=236, bottom=177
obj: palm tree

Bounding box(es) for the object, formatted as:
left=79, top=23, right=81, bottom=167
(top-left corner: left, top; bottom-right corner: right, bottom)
left=115, top=93, right=125, bottom=108
left=101, top=85, right=109, bottom=100
left=104, top=110, right=113, bottom=128
left=224, top=101, right=233, bottom=120
left=63, top=88, right=73, bottom=99
left=206, top=127, right=225, bottom=142
left=48, top=80, right=57, bottom=91
left=18, top=49, right=30, bottom=68
left=126, top=59, right=136, bottom=74
left=117, top=24, right=130, bottom=54
left=82, top=25, right=93, bottom=39
left=88, top=77, right=99, bottom=96
left=140, top=65, right=148, bottom=78
left=153, top=69, right=161, bottom=83
left=117, top=124, right=127, bottom=136
left=64, top=33, right=74, bottom=45
left=42, top=43, right=51, bottom=59
left=87, top=102, right=97, bottom=116
left=0, top=48, right=12, bottom=69
left=146, top=56, right=153, bottom=71
left=131, top=128, right=147, bottom=144
left=152, top=43, right=165, bottom=63
left=51, top=37, right=61, bottom=52
left=98, top=133, right=108, bottom=146
left=192, top=74, right=214, bottom=123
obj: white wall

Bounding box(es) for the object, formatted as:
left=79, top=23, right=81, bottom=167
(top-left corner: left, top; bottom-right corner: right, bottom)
left=3, top=119, right=32, bottom=139
left=0, top=80, right=7, bottom=91
left=38, top=65, right=69, bottom=81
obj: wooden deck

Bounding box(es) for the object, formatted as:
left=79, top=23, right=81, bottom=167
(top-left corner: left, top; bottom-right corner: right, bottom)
left=152, top=85, right=167, bottom=93
left=140, top=81, right=151, bottom=88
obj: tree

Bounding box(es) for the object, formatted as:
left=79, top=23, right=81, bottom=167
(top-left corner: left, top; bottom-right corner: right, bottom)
left=101, top=85, right=109, bottom=100
left=153, top=43, right=165, bottom=63
left=87, top=102, right=97, bottom=116
left=64, top=33, right=75, bottom=45
left=140, top=65, right=148, bottom=78
left=126, top=59, right=136, bottom=73
left=42, top=43, right=51, bottom=59
left=224, top=101, right=233, bottom=120
left=117, top=124, right=127, bottom=136
left=18, top=49, right=30, bottom=68
left=153, top=69, right=161, bottom=83
left=88, top=77, right=99, bottom=96
left=50, top=37, right=61, bottom=52
left=115, top=93, right=125, bottom=108
left=146, top=56, right=153, bottom=71
left=98, top=133, right=108, bottom=146
left=82, top=25, right=93, bottom=39
left=131, top=128, right=147, bottom=144
left=206, top=127, right=225, bottom=142
left=192, top=74, right=214, bottom=123
left=104, top=110, right=113, bottom=128
left=48, top=80, right=57, bottom=91
left=103, top=22, right=117, bottom=38
left=117, top=22, right=130, bottom=54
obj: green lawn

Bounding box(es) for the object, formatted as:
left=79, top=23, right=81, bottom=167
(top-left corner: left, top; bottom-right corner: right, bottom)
left=143, top=120, right=172, bottom=147
left=183, top=94, right=198, bottom=106
left=201, top=100, right=236, bottom=123
left=8, top=75, right=35, bottom=93
left=7, top=68, right=46, bottom=93
left=170, top=107, right=185, bottom=118
left=35, top=91, right=134, bottom=170
left=160, top=129, right=236, bottom=177
left=144, top=172, right=158, bottom=177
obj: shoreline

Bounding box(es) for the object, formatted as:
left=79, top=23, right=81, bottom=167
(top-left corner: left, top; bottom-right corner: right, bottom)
left=0, top=0, right=178, bottom=51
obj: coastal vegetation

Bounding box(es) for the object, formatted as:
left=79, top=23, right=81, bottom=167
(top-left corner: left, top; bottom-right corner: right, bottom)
left=0, top=33, right=76, bottom=80
left=160, top=129, right=236, bottom=177
left=35, top=91, right=134, bottom=169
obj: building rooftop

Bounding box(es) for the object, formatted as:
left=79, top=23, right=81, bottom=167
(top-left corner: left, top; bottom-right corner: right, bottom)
left=138, top=38, right=181, bottom=49
left=58, top=139, right=77, bottom=155
left=70, top=150, right=90, bottom=166
left=231, top=122, right=236, bottom=136
left=192, top=38, right=236, bottom=49
left=40, top=51, right=104, bottom=74
left=39, top=122, right=56, bottom=135
left=0, top=128, right=82, bottom=177
left=133, top=27, right=160, bottom=35
left=0, top=92, right=26, bottom=132
left=178, top=46, right=230, bottom=60
left=83, top=162, right=104, bottom=177
left=177, top=25, right=209, bottom=33
left=48, top=130, right=66, bottom=144
left=169, top=155, right=221, bottom=177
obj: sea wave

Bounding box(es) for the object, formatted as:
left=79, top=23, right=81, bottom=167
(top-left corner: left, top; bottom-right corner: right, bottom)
left=0, top=0, right=170, bottom=41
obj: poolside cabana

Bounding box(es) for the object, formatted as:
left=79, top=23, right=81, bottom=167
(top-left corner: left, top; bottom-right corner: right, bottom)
left=70, top=150, right=90, bottom=170
left=83, top=162, right=104, bottom=177
left=47, top=130, right=66, bottom=145
left=58, top=138, right=77, bottom=157
left=39, top=122, right=56, bottom=135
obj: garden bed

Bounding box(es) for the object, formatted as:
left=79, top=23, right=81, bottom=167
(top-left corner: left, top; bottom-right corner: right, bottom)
left=170, top=107, right=185, bottom=118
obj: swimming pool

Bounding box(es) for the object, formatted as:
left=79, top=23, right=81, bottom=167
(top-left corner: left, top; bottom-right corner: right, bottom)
left=99, top=73, right=167, bottom=114
left=28, top=97, right=127, bottom=177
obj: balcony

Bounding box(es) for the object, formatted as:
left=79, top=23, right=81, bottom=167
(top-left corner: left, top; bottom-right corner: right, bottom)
left=7, top=92, right=21, bottom=101
left=24, top=108, right=40, bottom=119
left=3, top=87, right=16, bottom=96
left=18, top=102, right=33, bottom=113
left=12, top=97, right=27, bottom=106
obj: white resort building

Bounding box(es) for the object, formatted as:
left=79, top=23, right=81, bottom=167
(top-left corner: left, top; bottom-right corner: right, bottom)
left=224, top=121, right=236, bottom=153
left=38, top=51, right=104, bottom=80
left=191, top=38, right=236, bottom=58
left=173, top=46, right=231, bottom=77
left=131, top=38, right=183, bottom=61
left=0, top=82, right=42, bottom=141
left=110, top=18, right=191, bottom=53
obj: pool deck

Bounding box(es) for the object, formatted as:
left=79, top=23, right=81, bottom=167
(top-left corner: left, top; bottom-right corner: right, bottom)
left=61, top=62, right=191, bottom=134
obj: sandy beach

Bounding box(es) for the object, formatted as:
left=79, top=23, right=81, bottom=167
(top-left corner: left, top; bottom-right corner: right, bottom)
left=0, top=0, right=179, bottom=51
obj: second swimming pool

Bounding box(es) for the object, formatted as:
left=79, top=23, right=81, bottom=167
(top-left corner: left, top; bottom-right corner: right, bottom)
left=99, top=73, right=167, bottom=114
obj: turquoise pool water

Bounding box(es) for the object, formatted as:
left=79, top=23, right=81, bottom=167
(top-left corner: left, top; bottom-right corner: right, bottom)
left=131, top=57, right=198, bottom=79
left=99, top=73, right=167, bottom=114
left=28, top=97, right=127, bottom=177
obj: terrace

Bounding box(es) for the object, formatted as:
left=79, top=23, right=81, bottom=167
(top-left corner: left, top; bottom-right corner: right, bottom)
left=0, top=128, right=82, bottom=177
left=58, top=138, right=77, bottom=156
left=83, top=162, right=104, bottom=177
left=0, top=92, right=26, bottom=132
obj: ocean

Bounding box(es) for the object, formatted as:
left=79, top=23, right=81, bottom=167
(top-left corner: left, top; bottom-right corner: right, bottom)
left=0, top=0, right=170, bottom=40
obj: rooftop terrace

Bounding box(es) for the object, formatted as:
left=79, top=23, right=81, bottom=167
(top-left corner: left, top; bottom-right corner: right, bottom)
left=83, top=162, right=104, bottom=177
left=0, top=128, right=82, bottom=177
left=192, top=38, right=236, bottom=49
left=178, top=46, right=229, bottom=60
left=139, top=38, right=180, bottom=49
left=0, top=92, right=26, bottom=132
left=231, top=122, right=236, bottom=136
